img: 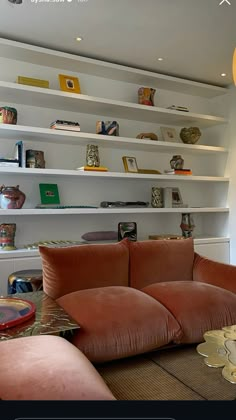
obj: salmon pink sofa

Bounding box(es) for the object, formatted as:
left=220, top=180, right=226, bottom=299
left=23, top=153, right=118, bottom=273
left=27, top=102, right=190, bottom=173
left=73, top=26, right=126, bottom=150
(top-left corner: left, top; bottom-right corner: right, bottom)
left=39, top=238, right=236, bottom=363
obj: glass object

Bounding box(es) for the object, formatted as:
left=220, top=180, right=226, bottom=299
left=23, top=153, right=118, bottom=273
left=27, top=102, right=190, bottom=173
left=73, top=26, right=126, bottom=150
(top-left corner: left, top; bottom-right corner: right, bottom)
left=180, top=213, right=195, bottom=238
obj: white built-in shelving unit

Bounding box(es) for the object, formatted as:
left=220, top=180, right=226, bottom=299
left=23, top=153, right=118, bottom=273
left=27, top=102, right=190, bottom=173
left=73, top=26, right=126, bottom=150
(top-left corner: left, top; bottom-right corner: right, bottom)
left=0, top=38, right=230, bottom=294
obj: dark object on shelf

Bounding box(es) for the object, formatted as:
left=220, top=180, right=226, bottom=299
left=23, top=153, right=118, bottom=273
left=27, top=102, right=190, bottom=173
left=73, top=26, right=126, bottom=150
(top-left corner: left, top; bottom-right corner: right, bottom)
left=167, top=105, right=189, bottom=112
left=118, top=222, right=137, bottom=242
left=35, top=204, right=97, bottom=209
left=14, top=140, right=25, bottom=167
left=26, top=149, right=45, bottom=168
left=136, top=132, right=158, bottom=141
left=180, top=213, right=195, bottom=238
left=0, top=297, right=35, bottom=330
left=170, top=155, right=184, bottom=170
left=50, top=119, right=80, bottom=131
left=180, top=127, right=202, bottom=144
left=138, top=87, right=156, bottom=106
left=0, top=223, right=16, bottom=250
left=96, top=121, right=119, bottom=136
left=8, top=0, right=23, bottom=4
left=0, top=185, right=26, bottom=209
left=81, top=231, right=118, bottom=241
left=101, top=201, right=149, bottom=208
left=8, top=269, right=43, bottom=294
left=0, top=106, right=17, bottom=124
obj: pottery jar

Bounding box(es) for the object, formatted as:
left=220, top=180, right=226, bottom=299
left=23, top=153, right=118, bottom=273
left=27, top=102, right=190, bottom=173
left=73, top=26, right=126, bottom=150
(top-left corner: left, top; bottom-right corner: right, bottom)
left=0, top=185, right=26, bottom=209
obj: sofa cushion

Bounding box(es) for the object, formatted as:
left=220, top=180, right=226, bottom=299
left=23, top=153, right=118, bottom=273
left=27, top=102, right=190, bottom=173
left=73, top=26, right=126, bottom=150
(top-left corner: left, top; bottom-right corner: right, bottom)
left=39, top=240, right=129, bottom=299
left=57, top=286, right=182, bottom=363
left=142, top=281, right=236, bottom=344
left=129, top=238, right=194, bottom=290
left=0, top=335, right=115, bottom=400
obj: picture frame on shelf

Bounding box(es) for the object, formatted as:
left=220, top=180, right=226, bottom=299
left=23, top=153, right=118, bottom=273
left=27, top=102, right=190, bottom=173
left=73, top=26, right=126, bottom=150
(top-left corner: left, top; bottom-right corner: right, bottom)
left=122, top=156, right=139, bottom=173
left=160, top=126, right=178, bottom=142
left=172, top=187, right=183, bottom=206
left=58, top=74, right=81, bottom=94
left=118, top=222, right=137, bottom=242
left=39, top=183, right=60, bottom=205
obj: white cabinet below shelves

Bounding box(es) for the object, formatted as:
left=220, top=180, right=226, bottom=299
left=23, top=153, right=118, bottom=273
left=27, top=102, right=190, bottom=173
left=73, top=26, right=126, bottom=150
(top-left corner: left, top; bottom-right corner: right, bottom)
left=194, top=241, right=230, bottom=264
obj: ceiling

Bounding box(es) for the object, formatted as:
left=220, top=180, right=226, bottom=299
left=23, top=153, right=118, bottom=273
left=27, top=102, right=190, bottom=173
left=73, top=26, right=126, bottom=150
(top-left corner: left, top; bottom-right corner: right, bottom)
left=0, top=0, right=235, bottom=87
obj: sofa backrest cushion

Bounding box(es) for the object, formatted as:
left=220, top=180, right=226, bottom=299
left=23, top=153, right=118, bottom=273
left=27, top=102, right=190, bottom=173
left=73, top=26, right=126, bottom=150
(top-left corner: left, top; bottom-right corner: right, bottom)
left=39, top=240, right=129, bottom=299
left=129, top=238, right=194, bottom=289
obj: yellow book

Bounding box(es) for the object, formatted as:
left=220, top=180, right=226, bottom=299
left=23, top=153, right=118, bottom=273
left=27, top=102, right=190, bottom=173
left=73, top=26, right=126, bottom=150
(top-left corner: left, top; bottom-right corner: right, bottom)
left=17, top=76, right=49, bottom=88
left=77, top=166, right=108, bottom=172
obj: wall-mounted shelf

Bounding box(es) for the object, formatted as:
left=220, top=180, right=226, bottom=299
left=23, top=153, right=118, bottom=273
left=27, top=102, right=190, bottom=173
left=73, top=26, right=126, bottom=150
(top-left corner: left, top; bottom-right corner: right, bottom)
left=0, top=124, right=228, bottom=155
left=0, top=81, right=227, bottom=127
left=0, top=167, right=229, bottom=182
left=0, top=38, right=228, bottom=98
left=0, top=207, right=229, bottom=216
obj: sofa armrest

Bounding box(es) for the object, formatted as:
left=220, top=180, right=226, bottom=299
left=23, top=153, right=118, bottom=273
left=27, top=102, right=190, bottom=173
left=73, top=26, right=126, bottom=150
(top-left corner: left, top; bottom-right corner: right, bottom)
left=193, top=252, right=236, bottom=293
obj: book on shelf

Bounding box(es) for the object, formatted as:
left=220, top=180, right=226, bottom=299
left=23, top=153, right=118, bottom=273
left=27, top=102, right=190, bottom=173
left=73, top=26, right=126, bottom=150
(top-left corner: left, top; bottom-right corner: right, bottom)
left=76, top=166, right=108, bottom=172
left=50, top=120, right=80, bottom=131
left=164, top=168, right=192, bottom=175
left=14, top=141, right=25, bottom=168
left=0, top=158, right=19, bottom=167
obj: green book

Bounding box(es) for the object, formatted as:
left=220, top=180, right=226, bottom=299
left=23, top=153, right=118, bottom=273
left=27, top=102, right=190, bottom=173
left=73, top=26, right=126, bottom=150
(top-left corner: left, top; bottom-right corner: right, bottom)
left=39, top=183, right=60, bottom=205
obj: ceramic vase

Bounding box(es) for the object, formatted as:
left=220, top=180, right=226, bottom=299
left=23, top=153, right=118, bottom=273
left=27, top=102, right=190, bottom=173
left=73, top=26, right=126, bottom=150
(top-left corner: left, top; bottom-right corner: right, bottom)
left=151, top=187, right=163, bottom=208
left=180, top=213, right=195, bottom=238
left=170, top=155, right=184, bottom=170
left=86, top=144, right=100, bottom=167
left=138, top=87, right=156, bottom=106
left=0, top=185, right=26, bottom=209
left=0, top=223, right=16, bottom=250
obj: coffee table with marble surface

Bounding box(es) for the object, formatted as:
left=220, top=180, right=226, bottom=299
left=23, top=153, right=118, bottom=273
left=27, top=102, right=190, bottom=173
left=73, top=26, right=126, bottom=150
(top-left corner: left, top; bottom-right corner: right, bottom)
left=0, top=291, right=80, bottom=340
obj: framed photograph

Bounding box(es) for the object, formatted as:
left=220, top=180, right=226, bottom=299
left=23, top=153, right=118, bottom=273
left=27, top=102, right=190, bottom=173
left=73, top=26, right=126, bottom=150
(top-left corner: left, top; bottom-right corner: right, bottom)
left=58, top=74, right=81, bottom=94
left=39, top=183, right=60, bottom=205
left=172, top=187, right=183, bottom=206
left=122, top=156, right=139, bottom=173
left=160, top=126, right=178, bottom=142
left=118, top=222, right=137, bottom=242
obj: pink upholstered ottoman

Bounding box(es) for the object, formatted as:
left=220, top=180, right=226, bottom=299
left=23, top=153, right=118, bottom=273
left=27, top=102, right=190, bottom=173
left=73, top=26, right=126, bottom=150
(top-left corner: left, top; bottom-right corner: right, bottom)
left=0, top=335, right=115, bottom=400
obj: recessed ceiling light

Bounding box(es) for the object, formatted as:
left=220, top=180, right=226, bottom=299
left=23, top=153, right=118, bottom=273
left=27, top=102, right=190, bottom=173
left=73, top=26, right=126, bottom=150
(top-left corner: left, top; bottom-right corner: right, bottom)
left=157, top=57, right=164, bottom=61
left=221, top=73, right=227, bottom=77
left=75, top=37, right=83, bottom=42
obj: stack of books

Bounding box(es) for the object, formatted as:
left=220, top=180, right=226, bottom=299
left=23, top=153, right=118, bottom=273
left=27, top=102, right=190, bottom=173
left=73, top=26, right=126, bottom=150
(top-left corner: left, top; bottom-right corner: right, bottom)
left=0, top=158, right=19, bottom=167
left=164, top=168, right=192, bottom=175
left=76, top=166, right=108, bottom=172
left=50, top=120, right=81, bottom=132
left=167, top=105, right=189, bottom=112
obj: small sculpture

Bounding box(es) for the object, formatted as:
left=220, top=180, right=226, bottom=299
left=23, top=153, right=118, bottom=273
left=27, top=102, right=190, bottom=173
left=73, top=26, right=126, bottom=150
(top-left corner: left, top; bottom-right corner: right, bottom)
left=96, top=121, right=119, bottom=136
left=180, top=127, right=202, bottom=144
left=180, top=213, right=195, bottom=238
left=0, top=185, right=26, bottom=209
left=138, top=87, right=156, bottom=106
left=136, top=132, right=158, bottom=141
left=151, top=187, right=163, bottom=208
left=86, top=144, right=100, bottom=167
left=170, top=155, right=184, bottom=170
left=0, top=106, right=17, bottom=124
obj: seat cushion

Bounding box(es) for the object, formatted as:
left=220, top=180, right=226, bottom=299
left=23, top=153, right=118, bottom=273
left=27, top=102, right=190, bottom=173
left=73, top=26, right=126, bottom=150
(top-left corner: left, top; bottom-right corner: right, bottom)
left=129, top=238, right=194, bottom=290
left=142, top=281, right=236, bottom=344
left=57, top=286, right=182, bottom=363
left=39, top=239, right=129, bottom=299
left=0, top=335, right=115, bottom=400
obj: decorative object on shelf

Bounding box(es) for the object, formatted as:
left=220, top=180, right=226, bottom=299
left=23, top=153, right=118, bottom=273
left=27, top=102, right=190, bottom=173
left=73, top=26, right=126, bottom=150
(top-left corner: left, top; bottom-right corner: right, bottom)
left=17, top=76, right=49, bottom=89
left=167, top=105, right=189, bottom=112
left=163, top=187, right=188, bottom=208
left=86, top=144, right=100, bottom=167
left=58, top=74, right=81, bottom=93
left=160, top=127, right=178, bottom=142
left=24, top=240, right=83, bottom=250
left=77, top=166, right=108, bottom=172
left=0, top=158, right=19, bottom=167
left=122, top=156, right=139, bottom=173
left=138, top=87, right=156, bottom=106
left=118, top=222, right=137, bottom=242
left=180, top=213, right=195, bottom=238
left=50, top=119, right=80, bottom=132
left=172, top=188, right=183, bottom=207
left=0, top=185, right=26, bottom=209
left=138, top=168, right=162, bottom=174
left=170, top=154, right=184, bottom=170
left=179, top=127, right=202, bottom=144
left=0, top=297, right=36, bottom=330
left=26, top=150, right=45, bottom=168
left=101, top=201, right=149, bottom=208
left=0, top=223, right=16, bottom=250
left=14, top=140, right=25, bottom=167
left=136, top=132, right=158, bottom=141
left=151, top=187, right=164, bottom=208
left=149, top=235, right=184, bottom=240
left=0, top=106, right=17, bottom=124
left=35, top=204, right=97, bottom=209
left=39, top=183, right=60, bottom=205
left=164, top=168, right=192, bottom=176
left=96, top=121, right=119, bottom=136
left=81, top=231, right=118, bottom=241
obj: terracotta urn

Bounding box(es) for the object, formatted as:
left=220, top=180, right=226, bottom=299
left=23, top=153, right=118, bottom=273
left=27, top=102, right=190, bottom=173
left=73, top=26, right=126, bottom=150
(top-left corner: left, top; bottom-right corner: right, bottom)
left=0, top=185, right=26, bottom=209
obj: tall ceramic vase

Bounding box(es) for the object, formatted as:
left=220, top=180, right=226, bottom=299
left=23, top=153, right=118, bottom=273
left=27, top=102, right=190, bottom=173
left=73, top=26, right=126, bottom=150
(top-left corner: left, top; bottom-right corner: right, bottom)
left=138, top=87, right=156, bottom=106
left=180, top=213, right=195, bottom=238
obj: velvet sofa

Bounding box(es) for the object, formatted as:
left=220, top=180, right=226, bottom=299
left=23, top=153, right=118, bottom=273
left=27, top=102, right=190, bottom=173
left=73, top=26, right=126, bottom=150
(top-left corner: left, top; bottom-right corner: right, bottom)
left=39, top=238, right=236, bottom=363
